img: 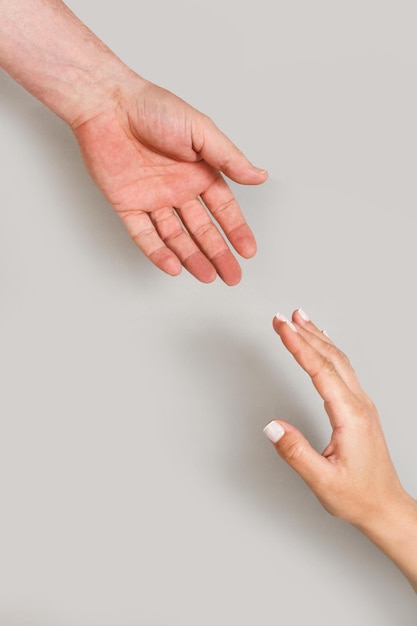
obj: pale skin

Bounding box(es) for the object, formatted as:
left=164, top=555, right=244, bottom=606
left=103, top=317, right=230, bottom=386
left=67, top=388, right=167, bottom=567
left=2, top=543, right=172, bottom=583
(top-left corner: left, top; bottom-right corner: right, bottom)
left=264, top=309, right=417, bottom=592
left=0, top=0, right=268, bottom=285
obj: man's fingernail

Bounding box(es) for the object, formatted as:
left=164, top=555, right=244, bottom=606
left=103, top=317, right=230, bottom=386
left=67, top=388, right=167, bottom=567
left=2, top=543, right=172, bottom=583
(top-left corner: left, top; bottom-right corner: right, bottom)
left=263, top=421, right=285, bottom=443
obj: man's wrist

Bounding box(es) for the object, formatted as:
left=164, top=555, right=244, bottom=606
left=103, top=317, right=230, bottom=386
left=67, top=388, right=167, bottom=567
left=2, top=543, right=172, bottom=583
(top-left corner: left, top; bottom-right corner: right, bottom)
left=0, top=0, right=144, bottom=127
left=57, top=56, right=141, bottom=129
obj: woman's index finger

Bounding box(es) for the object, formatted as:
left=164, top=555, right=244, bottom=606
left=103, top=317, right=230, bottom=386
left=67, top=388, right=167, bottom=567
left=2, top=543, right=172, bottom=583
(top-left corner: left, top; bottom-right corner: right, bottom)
left=274, top=314, right=357, bottom=430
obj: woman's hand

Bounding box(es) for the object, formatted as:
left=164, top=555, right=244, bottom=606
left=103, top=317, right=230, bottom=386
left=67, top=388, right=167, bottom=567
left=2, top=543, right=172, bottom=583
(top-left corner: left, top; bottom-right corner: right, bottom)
left=264, top=309, right=417, bottom=591
left=264, top=308, right=403, bottom=524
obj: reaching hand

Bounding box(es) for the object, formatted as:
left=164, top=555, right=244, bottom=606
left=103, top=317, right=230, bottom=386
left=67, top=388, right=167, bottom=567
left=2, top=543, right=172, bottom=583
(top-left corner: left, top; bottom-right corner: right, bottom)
left=73, top=78, right=267, bottom=285
left=264, top=309, right=405, bottom=525
left=263, top=309, right=417, bottom=591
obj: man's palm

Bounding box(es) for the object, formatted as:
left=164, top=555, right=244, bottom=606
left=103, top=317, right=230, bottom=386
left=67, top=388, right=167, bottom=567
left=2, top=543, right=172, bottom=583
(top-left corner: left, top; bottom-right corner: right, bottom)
left=73, top=81, right=266, bottom=284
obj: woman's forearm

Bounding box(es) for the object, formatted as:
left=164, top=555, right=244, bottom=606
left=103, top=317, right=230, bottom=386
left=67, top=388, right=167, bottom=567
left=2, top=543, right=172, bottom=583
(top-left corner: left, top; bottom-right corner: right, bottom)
left=267, top=310, right=417, bottom=594
left=355, top=492, right=417, bottom=592
left=0, top=0, right=137, bottom=126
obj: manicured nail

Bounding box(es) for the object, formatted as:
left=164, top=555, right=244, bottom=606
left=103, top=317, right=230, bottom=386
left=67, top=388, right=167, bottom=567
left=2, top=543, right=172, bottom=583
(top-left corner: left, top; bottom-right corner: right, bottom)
left=322, top=329, right=330, bottom=338
left=263, top=421, right=285, bottom=443
left=275, top=312, right=297, bottom=332
left=275, top=312, right=289, bottom=323
left=297, top=308, right=310, bottom=321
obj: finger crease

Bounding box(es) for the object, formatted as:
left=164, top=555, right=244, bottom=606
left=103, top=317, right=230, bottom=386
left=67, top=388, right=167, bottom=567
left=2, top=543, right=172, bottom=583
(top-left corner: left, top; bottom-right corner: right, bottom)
left=192, top=222, right=216, bottom=240
left=132, top=226, right=155, bottom=241
left=210, top=198, right=234, bottom=216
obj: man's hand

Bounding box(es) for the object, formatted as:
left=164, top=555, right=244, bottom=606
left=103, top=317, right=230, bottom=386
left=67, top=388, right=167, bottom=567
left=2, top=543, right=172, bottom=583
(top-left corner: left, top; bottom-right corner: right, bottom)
left=73, top=79, right=267, bottom=284
left=0, top=0, right=267, bottom=284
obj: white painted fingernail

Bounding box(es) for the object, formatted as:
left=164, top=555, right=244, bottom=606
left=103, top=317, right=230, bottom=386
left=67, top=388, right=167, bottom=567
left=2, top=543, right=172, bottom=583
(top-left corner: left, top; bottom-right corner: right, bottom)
left=275, top=313, right=297, bottom=332
left=275, top=312, right=289, bottom=323
left=297, top=308, right=310, bottom=321
left=263, top=421, right=285, bottom=443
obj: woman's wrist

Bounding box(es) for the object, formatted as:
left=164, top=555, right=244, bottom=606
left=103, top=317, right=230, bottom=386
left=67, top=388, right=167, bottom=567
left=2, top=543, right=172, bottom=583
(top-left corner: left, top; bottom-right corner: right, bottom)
left=353, top=490, right=417, bottom=591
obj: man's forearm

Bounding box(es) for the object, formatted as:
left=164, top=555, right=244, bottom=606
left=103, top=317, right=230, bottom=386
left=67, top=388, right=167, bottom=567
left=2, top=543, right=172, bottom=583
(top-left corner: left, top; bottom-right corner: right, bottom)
left=0, top=0, right=137, bottom=126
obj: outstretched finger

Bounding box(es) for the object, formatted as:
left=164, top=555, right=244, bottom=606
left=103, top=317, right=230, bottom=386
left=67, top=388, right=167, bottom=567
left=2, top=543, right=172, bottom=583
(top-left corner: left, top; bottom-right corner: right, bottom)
left=290, top=310, right=365, bottom=398
left=273, top=313, right=359, bottom=429
left=292, top=309, right=333, bottom=344
left=150, top=206, right=217, bottom=283
left=119, top=209, right=186, bottom=277
left=176, top=197, right=242, bottom=286
left=201, top=173, right=257, bottom=259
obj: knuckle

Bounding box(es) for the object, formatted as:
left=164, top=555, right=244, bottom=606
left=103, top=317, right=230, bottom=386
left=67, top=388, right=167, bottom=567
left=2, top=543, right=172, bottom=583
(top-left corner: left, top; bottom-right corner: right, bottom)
left=323, top=358, right=338, bottom=376
left=326, top=343, right=350, bottom=368
left=279, top=437, right=305, bottom=464
left=310, top=352, right=336, bottom=380
left=199, top=111, right=213, bottom=125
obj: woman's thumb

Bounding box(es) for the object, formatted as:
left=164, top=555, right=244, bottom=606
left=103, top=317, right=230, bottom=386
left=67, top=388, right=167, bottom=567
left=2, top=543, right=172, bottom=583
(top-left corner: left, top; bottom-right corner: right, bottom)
left=263, top=420, right=328, bottom=488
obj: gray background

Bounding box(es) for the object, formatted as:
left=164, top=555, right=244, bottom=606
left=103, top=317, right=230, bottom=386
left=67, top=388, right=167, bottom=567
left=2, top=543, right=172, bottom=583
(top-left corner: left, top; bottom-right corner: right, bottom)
left=1, top=0, right=416, bottom=624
